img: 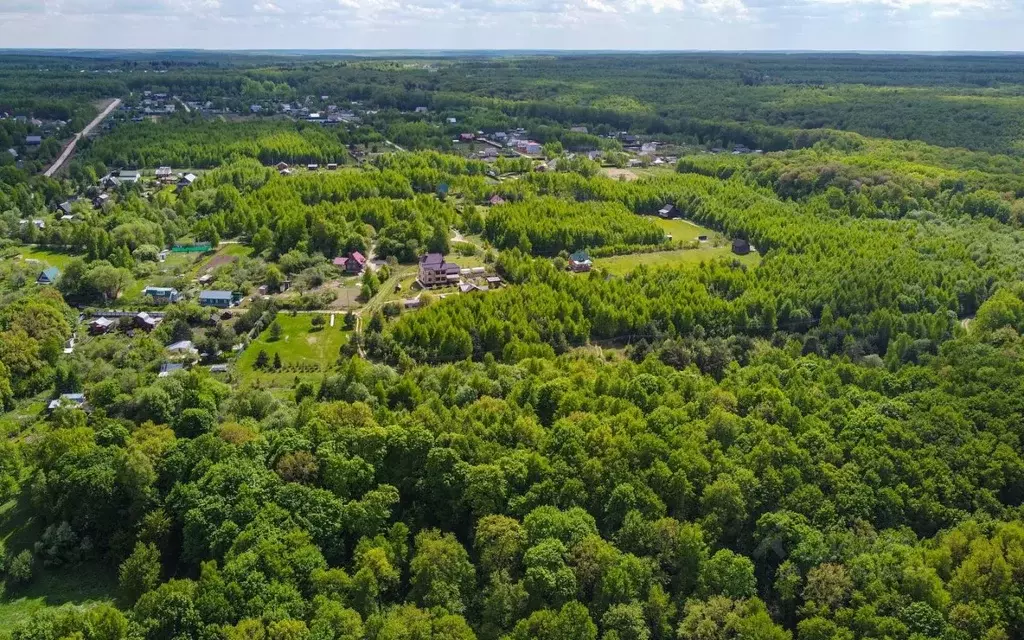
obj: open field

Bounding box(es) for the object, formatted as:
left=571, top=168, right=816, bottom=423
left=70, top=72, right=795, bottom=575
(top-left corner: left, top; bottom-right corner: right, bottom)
left=235, top=314, right=349, bottom=385
left=602, top=167, right=638, bottom=181
left=599, top=246, right=759, bottom=275
left=15, top=248, right=79, bottom=270
left=653, top=217, right=723, bottom=242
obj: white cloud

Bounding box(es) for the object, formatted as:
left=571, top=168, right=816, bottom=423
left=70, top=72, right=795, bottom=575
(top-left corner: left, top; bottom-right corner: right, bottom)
left=253, top=0, right=284, bottom=12
left=806, top=0, right=998, bottom=9
left=0, top=0, right=1023, bottom=48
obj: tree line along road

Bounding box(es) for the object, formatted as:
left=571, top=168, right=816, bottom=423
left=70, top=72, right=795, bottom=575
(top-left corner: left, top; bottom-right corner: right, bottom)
left=44, top=98, right=122, bottom=178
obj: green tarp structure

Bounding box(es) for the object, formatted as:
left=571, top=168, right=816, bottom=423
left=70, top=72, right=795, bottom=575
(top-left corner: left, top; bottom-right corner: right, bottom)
left=172, top=242, right=212, bottom=253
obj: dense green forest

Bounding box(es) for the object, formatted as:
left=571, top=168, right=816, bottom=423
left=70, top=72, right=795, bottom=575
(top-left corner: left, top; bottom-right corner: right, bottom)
left=85, top=120, right=351, bottom=168
left=5, top=51, right=1024, bottom=640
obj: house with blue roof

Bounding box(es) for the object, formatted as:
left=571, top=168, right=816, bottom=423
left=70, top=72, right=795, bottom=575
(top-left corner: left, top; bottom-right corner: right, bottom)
left=199, top=290, right=235, bottom=308
left=143, top=286, right=180, bottom=304
left=37, top=267, right=60, bottom=285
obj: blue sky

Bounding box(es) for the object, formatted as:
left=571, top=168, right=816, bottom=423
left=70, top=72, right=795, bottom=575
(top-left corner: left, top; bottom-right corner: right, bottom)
left=0, top=0, right=1020, bottom=50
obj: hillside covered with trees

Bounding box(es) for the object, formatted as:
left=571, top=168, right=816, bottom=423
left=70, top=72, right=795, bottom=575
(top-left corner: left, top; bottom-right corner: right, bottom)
left=4, top=51, right=1024, bottom=640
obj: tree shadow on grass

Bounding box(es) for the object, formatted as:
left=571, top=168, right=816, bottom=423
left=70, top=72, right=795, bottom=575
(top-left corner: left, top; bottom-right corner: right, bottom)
left=0, top=491, right=119, bottom=628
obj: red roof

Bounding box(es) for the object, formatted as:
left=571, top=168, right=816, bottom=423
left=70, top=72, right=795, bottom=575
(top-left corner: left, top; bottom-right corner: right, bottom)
left=489, top=195, right=505, bottom=205
left=350, top=251, right=366, bottom=265
left=332, top=257, right=347, bottom=266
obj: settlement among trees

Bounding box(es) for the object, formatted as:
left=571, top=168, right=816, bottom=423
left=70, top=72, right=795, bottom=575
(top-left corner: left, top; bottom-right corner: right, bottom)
left=1, top=51, right=1024, bottom=640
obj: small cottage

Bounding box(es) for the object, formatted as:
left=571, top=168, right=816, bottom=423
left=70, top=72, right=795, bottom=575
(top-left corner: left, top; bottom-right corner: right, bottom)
left=199, top=290, right=235, bottom=308
left=37, top=267, right=60, bottom=285
left=569, top=250, right=593, bottom=273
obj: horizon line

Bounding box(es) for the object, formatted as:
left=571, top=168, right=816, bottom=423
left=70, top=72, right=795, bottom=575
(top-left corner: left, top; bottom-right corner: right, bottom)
left=2, top=47, right=1024, bottom=55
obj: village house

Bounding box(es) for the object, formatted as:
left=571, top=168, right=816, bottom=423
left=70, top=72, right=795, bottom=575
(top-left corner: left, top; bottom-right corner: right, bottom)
left=93, top=194, right=110, bottom=208
left=143, top=286, right=180, bottom=304
left=48, top=393, right=86, bottom=412
left=327, top=163, right=338, bottom=170
left=459, top=282, right=488, bottom=294
left=199, top=290, right=235, bottom=308
left=25, top=135, right=42, bottom=146
left=414, top=106, right=429, bottom=113
left=658, top=204, right=678, bottom=219
left=570, top=126, right=589, bottom=134
left=155, top=166, right=174, bottom=182
left=418, top=253, right=461, bottom=288
left=333, top=251, right=366, bottom=274
left=275, top=162, right=289, bottom=171
left=167, top=340, right=198, bottom=356
left=307, top=164, right=319, bottom=171
left=732, top=238, right=751, bottom=255
left=177, top=173, right=197, bottom=191
left=569, top=250, right=593, bottom=273
left=488, top=194, right=505, bottom=206
left=158, top=363, right=184, bottom=378
left=89, top=317, right=116, bottom=335
left=135, top=312, right=160, bottom=331
left=37, top=267, right=60, bottom=285
left=486, top=276, right=503, bottom=288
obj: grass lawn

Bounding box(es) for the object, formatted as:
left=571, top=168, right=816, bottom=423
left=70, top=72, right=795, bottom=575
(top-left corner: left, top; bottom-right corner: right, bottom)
left=0, top=494, right=118, bottom=630
left=599, top=247, right=759, bottom=276
left=17, top=248, right=81, bottom=270
left=0, top=563, right=118, bottom=630
left=653, top=217, right=722, bottom=242
left=382, top=271, right=422, bottom=304
left=451, top=254, right=488, bottom=269
left=219, top=243, right=254, bottom=259
left=236, top=314, right=349, bottom=386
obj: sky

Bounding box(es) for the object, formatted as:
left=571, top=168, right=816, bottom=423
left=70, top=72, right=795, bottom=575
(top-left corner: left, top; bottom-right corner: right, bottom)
left=0, top=0, right=1023, bottom=51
